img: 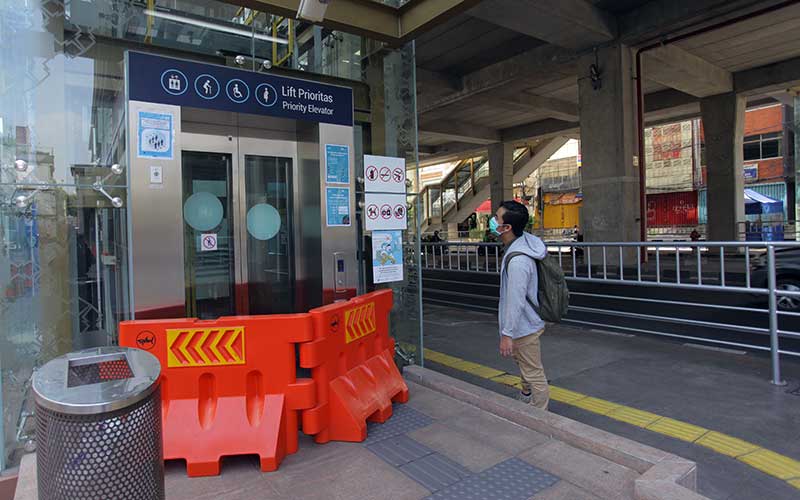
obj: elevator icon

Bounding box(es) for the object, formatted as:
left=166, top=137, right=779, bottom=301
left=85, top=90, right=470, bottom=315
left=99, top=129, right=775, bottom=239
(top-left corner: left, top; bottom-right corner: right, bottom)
left=168, top=74, right=182, bottom=91
left=161, top=69, right=188, bottom=96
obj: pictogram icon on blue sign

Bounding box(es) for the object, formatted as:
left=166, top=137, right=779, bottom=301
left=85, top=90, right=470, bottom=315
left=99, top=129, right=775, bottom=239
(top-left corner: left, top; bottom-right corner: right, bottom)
left=255, top=83, right=278, bottom=107
left=226, top=79, right=250, bottom=103
left=195, top=74, right=220, bottom=100
left=161, top=69, right=188, bottom=96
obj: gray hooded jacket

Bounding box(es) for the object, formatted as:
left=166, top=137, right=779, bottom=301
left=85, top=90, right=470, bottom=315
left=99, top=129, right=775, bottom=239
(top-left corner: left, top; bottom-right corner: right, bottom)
left=499, top=232, right=547, bottom=339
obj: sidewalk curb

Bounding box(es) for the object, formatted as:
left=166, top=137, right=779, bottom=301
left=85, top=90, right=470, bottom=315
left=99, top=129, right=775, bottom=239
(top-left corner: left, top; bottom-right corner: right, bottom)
left=404, top=365, right=708, bottom=500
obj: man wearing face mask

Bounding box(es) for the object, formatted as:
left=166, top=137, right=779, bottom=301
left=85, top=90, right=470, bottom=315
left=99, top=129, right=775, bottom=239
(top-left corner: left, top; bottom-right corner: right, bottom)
left=492, top=200, right=550, bottom=410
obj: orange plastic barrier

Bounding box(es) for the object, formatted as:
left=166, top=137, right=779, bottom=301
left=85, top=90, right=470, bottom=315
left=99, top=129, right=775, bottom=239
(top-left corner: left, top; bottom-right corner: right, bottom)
left=300, top=290, right=409, bottom=443
left=119, top=314, right=316, bottom=477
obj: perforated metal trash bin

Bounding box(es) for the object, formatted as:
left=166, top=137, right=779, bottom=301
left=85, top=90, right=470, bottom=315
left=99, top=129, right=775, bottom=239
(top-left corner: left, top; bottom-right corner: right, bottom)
left=32, top=347, right=164, bottom=500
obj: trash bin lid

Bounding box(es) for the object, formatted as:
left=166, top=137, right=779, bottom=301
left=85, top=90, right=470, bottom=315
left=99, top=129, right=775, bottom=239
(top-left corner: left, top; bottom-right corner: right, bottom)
left=33, top=346, right=161, bottom=415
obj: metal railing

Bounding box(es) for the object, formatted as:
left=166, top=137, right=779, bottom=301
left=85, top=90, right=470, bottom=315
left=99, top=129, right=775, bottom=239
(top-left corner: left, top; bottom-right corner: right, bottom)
left=421, top=240, right=800, bottom=385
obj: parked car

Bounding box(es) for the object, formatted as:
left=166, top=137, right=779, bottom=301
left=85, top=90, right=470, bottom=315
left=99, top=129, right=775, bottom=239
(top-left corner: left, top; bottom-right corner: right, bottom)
left=750, top=248, right=800, bottom=311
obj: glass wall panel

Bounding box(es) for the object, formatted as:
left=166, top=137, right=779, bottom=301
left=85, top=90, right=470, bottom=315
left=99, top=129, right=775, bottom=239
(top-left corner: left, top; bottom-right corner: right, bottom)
left=0, top=0, right=421, bottom=470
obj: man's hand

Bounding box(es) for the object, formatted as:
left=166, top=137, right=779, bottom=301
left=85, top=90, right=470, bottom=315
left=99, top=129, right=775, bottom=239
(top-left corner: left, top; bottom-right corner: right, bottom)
left=499, top=335, right=514, bottom=357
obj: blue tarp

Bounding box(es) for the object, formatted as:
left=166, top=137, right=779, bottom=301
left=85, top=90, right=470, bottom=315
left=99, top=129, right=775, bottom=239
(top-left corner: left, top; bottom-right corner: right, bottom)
left=744, top=189, right=784, bottom=241
left=744, top=188, right=783, bottom=215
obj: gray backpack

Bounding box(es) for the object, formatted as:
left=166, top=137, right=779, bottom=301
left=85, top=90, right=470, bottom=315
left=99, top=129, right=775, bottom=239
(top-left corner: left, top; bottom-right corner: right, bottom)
left=503, top=251, right=570, bottom=323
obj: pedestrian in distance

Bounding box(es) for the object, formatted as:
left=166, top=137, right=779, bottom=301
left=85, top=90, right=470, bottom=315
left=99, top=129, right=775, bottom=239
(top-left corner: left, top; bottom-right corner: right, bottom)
left=492, top=200, right=551, bottom=410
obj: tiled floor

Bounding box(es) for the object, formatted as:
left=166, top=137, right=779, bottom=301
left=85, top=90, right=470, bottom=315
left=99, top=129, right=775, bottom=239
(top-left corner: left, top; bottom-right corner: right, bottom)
left=163, top=381, right=637, bottom=499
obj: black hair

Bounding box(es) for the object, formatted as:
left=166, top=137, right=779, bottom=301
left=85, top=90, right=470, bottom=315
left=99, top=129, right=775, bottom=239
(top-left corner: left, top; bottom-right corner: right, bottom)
left=499, top=200, right=528, bottom=237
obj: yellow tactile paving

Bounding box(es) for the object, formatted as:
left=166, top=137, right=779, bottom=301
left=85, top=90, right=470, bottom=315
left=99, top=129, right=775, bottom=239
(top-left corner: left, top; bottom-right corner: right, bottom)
left=738, top=449, right=800, bottom=481
left=549, top=386, right=587, bottom=404
left=412, top=346, right=800, bottom=491
left=696, top=431, right=761, bottom=458
left=607, top=406, right=661, bottom=428
left=459, top=362, right=505, bottom=379
left=571, top=396, right=621, bottom=415
left=647, top=417, right=708, bottom=443
left=490, top=374, right=523, bottom=388
left=426, top=351, right=463, bottom=367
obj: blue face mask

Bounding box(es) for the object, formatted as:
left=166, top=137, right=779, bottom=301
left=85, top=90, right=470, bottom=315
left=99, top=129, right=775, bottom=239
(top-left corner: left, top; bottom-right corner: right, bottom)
left=489, top=216, right=507, bottom=236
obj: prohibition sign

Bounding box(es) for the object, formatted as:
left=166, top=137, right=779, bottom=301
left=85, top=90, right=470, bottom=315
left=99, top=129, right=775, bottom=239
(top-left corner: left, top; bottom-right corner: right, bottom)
left=367, top=204, right=379, bottom=219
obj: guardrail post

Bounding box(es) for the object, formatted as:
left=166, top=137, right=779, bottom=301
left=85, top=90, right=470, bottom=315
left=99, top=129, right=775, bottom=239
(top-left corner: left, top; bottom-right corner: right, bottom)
left=767, top=245, right=787, bottom=386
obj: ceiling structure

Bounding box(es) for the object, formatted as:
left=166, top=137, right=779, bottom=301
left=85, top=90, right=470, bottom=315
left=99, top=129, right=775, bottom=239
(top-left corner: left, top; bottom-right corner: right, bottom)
left=232, top=0, right=800, bottom=165
left=412, top=0, right=800, bottom=163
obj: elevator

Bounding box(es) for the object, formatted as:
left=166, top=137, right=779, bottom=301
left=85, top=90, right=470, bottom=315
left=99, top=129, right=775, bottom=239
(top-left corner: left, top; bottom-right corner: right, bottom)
left=125, top=52, right=357, bottom=320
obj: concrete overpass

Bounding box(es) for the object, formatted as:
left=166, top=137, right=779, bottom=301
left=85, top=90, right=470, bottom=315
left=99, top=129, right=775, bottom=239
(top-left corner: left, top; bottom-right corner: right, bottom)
left=412, top=0, right=800, bottom=241
left=245, top=0, right=800, bottom=241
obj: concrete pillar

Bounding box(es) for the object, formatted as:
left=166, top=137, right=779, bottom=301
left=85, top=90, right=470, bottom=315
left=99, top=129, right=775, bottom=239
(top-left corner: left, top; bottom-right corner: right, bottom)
left=447, top=222, right=459, bottom=240
left=578, top=44, right=641, bottom=242
left=489, top=142, right=514, bottom=213
left=700, top=92, right=745, bottom=242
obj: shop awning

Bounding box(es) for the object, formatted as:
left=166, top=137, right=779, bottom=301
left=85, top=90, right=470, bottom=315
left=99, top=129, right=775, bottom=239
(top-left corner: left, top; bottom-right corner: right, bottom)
left=548, top=193, right=583, bottom=205
left=744, top=189, right=783, bottom=215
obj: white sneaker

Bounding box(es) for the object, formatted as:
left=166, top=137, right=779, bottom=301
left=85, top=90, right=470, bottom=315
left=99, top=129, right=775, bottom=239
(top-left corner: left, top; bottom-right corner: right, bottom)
left=518, top=391, right=532, bottom=404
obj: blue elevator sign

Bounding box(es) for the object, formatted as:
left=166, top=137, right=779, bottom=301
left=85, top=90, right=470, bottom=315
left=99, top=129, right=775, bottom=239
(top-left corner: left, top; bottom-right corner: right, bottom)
left=127, top=51, right=354, bottom=126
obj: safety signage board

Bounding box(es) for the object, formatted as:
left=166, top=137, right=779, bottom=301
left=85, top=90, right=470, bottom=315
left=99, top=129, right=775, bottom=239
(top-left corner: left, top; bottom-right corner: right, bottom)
left=364, top=155, right=406, bottom=194
left=200, top=233, right=218, bottom=252
left=326, top=187, right=351, bottom=227
left=127, top=51, right=353, bottom=126
left=325, top=144, right=350, bottom=184
left=344, top=302, right=376, bottom=344
left=372, top=230, right=404, bottom=284
left=365, top=193, right=407, bottom=231
left=166, top=326, right=246, bottom=367
left=137, top=111, right=174, bottom=159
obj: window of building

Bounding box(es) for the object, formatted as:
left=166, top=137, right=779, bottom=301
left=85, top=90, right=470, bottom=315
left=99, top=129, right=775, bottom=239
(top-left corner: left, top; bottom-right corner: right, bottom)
left=743, top=133, right=782, bottom=161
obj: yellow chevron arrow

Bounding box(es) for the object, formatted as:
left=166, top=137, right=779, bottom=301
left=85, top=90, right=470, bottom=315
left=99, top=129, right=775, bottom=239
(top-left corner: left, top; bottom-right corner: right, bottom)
left=224, top=328, right=243, bottom=363
left=209, top=329, right=225, bottom=364
left=179, top=330, right=194, bottom=365
left=194, top=329, right=213, bottom=365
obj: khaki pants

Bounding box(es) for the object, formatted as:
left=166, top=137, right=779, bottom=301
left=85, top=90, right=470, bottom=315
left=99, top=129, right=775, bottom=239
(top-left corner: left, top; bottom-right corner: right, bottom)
left=512, top=330, right=549, bottom=410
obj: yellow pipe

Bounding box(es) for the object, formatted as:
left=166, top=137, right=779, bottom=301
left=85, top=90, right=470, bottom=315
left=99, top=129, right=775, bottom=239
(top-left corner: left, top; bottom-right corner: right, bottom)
left=144, top=0, right=155, bottom=44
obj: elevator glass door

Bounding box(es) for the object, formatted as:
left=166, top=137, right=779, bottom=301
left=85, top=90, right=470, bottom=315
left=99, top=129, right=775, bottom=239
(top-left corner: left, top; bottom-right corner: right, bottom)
left=181, top=129, right=294, bottom=319
left=241, top=154, right=293, bottom=315
left=182, top=151, right=236, bottom=319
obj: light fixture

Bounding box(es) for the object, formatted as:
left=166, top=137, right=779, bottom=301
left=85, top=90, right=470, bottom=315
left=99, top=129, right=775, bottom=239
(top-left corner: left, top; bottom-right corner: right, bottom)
left=297, top=0, right=332, bottom=22
left=261, top=59, right=273, bottom=70
left=144, top=9, right=288, bottom=45
left=235, top=55, right=246, bottom=66
left=14, top=194, right=28, bottom=209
